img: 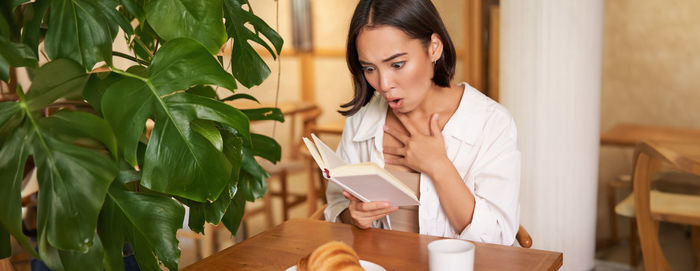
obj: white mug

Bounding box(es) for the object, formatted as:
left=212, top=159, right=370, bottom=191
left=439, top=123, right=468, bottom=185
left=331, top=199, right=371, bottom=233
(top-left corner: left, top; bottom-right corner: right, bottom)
left=428, top=239, right=475, bottom=271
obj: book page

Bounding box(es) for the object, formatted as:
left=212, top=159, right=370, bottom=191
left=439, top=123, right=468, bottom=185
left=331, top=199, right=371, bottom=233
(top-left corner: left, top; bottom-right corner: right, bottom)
left=331, top=163, right=419, bottom=206
left=311, top=134, right=347, bottom=169
left=302, top=137, right=325, bottom=170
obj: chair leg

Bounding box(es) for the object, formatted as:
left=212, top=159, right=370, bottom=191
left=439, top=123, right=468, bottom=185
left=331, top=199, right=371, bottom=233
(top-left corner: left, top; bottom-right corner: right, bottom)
left=630, top=217, right=637, bottom=267
left=306, top=160, right=318, bottom=216
left=193, top=237, right=202, bottom=261
left=280, top=170, right=290, bottom=221
left=692, top=226, right=700, bottom=271
left=608, top=183, right=619, bottom=243
left=263, top=187, right=274, bottom=229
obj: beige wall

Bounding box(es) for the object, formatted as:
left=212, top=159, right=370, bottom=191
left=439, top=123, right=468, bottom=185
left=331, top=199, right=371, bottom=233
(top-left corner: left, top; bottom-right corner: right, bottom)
left=597, top=0, right=700, bottom=238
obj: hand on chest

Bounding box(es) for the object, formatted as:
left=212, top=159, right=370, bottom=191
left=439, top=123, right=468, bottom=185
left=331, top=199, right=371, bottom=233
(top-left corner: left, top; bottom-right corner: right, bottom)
left=382, top=111, right=450, bottom=174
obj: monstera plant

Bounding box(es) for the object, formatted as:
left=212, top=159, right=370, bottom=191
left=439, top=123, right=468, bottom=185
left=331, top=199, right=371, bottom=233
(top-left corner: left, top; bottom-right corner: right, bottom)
left=0, top=0, right=284, bottom=270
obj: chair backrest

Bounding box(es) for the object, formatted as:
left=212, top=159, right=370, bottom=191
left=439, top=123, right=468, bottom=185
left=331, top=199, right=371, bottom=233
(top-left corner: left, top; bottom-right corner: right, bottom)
left=308, top=204, right=533, bottom=248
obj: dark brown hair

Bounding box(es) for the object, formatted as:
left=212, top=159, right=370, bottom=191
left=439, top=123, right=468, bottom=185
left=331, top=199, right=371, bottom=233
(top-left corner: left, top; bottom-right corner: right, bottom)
left=339, top=0, right=456, bottom=116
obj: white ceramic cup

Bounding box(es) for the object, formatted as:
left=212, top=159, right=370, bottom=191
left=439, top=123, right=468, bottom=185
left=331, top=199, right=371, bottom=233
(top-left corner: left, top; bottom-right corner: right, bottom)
left=428, top=239, right=475, bottom=271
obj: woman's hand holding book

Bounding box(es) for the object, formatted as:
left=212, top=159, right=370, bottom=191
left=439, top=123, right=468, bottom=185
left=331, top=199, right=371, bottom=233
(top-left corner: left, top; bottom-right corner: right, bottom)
left=342, top=191, right=398, bottom=229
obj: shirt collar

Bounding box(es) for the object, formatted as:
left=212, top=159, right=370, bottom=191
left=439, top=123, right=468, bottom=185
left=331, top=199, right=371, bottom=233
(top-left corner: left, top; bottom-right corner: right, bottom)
left=352, top=83, right=486, bottom=145
left=442, top=82, right=486, bottom=145
left=352, top=92, right=387, bottom=142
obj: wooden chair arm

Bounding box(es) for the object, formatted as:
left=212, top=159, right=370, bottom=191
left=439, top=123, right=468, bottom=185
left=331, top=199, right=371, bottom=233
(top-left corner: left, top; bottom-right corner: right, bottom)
left=516, top=225, right=532, bottom=248
left=309, top=204, right=326, bottom=220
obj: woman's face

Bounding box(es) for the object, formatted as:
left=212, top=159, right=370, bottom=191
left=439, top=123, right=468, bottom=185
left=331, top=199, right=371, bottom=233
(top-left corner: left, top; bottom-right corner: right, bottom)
left=356, top=25, right=439, bottom=113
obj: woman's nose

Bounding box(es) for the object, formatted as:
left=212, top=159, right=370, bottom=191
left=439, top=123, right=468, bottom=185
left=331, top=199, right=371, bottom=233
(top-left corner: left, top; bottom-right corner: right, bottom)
left=377, top=71, right=393, bottom=92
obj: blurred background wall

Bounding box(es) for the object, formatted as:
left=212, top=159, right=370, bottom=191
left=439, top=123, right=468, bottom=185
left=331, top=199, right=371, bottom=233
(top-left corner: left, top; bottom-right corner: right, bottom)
left=597, top=0, right=700, bottom=240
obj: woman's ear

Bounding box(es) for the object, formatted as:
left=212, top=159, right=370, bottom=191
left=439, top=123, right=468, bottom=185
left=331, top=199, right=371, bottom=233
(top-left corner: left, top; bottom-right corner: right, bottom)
left=428, top=33, right=444, bottom=63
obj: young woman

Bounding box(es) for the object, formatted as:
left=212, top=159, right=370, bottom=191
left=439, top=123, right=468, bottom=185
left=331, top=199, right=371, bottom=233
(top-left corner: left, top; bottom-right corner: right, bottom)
left=324, top=0, right=521, bottom=245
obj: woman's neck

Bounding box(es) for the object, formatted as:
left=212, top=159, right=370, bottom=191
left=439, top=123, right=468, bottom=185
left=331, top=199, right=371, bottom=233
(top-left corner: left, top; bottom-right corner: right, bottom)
left=408, top=83, right=462, bottom=119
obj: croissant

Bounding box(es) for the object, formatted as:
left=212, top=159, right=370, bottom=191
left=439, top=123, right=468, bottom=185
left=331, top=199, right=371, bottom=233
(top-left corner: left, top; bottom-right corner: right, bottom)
left=296, top=241, right=363, bottom=271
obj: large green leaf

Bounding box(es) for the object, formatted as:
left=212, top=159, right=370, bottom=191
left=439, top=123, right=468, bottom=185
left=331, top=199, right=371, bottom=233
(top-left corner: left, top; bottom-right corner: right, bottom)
left=44, top=0, right=131, bottom=70
left=191, top=119, right=223, bottom=152
left=101, top=78, right=153, bottom=167
left=98, top=183, right=184, bottom=271
left=0, top=225, right=9, bottom=259
left=0, top=36, right=38, bottom=69
left=40, top=110, right=118, bottom=161
left=0, top=101, right=20, bottom=128
left=83, top=71, right=122, bottom=114
left=146, top=0, right=227, bottom=55
left=149, top=38, right=237, bottom=94
left=0, top=102, right=23, bottom=140
left=224, top=0, right=283, bottom=88
left=98, top=197, right=129, bottom=271
left=220, top=185, right=246, bottom=235
left=120, top=0, right=146, bottom=24
left=0, top=1, right=19, bottom=41
left=239, top=148, right=268, bottom=201
left=20, top=0, right=50, bottom=57
left=185, top=129, right=244, bottom=233
left=103, top=39, right=248, bottom=202
left=36, top=223, right=105, bottom=271
left=221, top=131, right=243, bottom=190
left=0, top=126, right=36, bottom=258
left=32, top=133, right=117, bottom=252
left=251, top=133, right=281, bottom=163
left=57, top=234, right=104, bottom=271
left=186, top=85, right=219, bottom=100
left=0, top=36, right=38, bottom=82
left=25, top=59, right=90, bottom=112
left=0, top=55, right=8, bottom=82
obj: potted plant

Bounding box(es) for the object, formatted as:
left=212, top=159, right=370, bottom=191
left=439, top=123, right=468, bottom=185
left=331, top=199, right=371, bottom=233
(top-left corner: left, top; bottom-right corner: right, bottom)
left=0, top=0, right=284, bottom=270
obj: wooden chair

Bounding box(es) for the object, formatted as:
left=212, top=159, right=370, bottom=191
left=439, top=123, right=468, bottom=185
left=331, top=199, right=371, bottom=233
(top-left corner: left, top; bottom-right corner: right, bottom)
left=1, top=258, right=16, bottom=271
left=308, top=204, right=533, bottom=248
left=611, top=170, right=700, bottom=266
left=632, top=140, right=700, bottom=270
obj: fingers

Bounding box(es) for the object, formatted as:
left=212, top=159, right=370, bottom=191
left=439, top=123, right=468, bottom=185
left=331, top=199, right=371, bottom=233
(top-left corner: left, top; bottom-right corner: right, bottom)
left=383, top=146, right=406, bottom=156
left=383, top=156, right=404, bottom=166
left=342, top=190, right=360, bottom=202
left=384, top=125, right=410, bottom=144
left=359, top=208, right=398, bottom=221
left=429, top=113, right=442, bottom=137
left=342, top=191, right=397, bottom=219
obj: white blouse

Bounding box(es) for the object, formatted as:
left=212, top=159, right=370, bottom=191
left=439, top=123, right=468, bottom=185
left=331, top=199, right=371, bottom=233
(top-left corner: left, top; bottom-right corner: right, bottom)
left=323, top=83, right=521, bottom=245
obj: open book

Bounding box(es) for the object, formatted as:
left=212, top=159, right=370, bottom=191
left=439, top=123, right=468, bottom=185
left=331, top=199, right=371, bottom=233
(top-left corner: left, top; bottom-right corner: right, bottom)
left=303, top=134, right=420, bottom=206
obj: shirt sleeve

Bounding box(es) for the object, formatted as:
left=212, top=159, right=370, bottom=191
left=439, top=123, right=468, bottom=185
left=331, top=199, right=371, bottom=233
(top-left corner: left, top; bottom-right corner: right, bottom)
left=457, top=116, right=520, bottom=245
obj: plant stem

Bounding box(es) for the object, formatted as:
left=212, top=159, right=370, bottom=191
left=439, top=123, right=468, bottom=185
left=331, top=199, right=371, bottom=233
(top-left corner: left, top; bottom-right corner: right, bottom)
left=110, top=68, right=148, bottom=82
left=134, top=37, right=155, bottom=58
left=113, top=52, right=150, bottom=66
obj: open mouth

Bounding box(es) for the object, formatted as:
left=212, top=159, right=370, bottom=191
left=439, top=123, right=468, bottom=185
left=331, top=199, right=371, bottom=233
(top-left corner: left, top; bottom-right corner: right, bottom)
left=388, top=98, right=403, bottom=109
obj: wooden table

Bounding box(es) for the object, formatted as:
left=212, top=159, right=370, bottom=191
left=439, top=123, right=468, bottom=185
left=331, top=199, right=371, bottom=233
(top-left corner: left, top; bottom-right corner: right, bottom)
left=600, top=123, right=700, bottom=147
left=184, top=218, right=563, bottom=271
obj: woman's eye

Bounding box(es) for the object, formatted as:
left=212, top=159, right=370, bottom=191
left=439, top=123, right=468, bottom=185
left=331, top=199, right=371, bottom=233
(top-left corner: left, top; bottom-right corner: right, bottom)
left=362, top=66, right=375, bottom=72
left=391, top=61, right=405, bottom=69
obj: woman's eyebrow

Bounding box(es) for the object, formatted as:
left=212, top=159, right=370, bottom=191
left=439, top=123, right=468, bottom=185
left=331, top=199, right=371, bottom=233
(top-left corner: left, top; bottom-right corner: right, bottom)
left=382, top=52, right=407, bottom=63
left=359, top=52, right=407, bottom=65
